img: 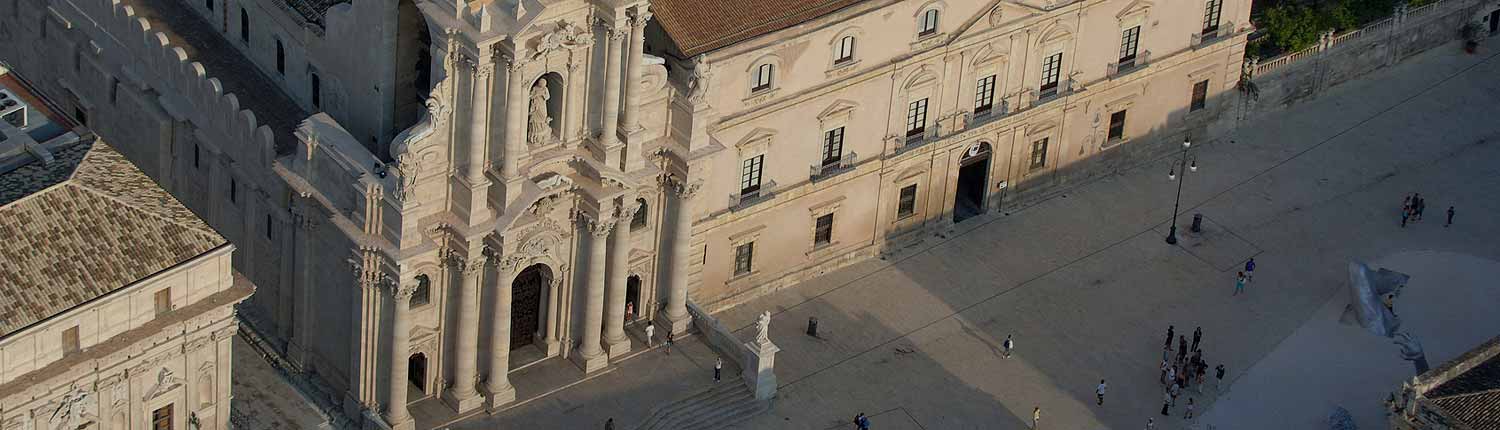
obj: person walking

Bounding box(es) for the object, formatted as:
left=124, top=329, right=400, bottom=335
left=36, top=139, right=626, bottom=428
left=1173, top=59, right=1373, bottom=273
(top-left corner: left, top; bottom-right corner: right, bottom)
left=1096, top=379, right=1108, bottom=406
left=854, top=413, right=870, bottom=430
left=606, top=418, right=615, bottom=430
left=1159, top=358, right=1170, bottom=385
left=1414, top=193, right=1426, bottom=221
left=1191, top=326, right=1203, bottom=352
left=1195, top=361, right=1208, bottom=394
left=1234, top=272, right=1247, bottom=295
left=1401, top=207, right=1410, bottom=228
left=664, top=329, right=674, bottom=355
left=1184, top=398, right=1196, bottom=419
left=644, top=321, right=655, bottom=347
left=1164, top=326, right=1175, bottom=351
left=1170, top=381, right=1182, bottom=406
left=1032, top=407, right=1041, bottom=429
left=1166, top=365, right=1177, bottom=388
left=1176, top=336, right=1188, bottom=365
left=1244, top=258, right=1256, bottom=283
left=1446, top=206, right=1455, bottom=227
left=714, top=357, right=723, bottom=382
left=1147, top=418, right=1155, bottom=430
left=1161, top=390, right=1172, bottom=416
left=1215, top=364, right=1226, bottom=393
left=1003, top=335, right=1014, bottom=359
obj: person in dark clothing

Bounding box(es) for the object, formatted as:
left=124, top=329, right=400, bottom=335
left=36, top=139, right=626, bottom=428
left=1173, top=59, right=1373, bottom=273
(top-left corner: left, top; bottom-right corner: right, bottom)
left=1401, top=208, right=1410, bottom=227
left=1447, top=206, right=1455, bottom=227
left=1414, top=194, right=1425, bottom=221
left=1215, top=364, right=1227, bottom=393
left=1191, top=327, right=1203, bottom=352
left=1164, top=326, right=1175, bottom=350
left=605, top=418, right=615, bottom=430
left=854, top=413, right=870, bottom=430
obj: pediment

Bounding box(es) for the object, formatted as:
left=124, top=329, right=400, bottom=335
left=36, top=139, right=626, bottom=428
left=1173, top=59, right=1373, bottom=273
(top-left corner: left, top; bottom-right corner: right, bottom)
left=1116, top=0, right=1154, bottom=20
left=735, top=127, right=777, bottom=153
left=817, top=100, right=860, bottom=122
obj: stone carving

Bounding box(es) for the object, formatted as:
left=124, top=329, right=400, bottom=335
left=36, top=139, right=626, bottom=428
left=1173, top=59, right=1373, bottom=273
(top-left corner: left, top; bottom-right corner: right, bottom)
left=47, top=388, right=94, bottom=430
left=988, top=6, right=1005, bottom=26
left=687, top=56, right=713, bottom=105
left=519, top=234, right=559, bottom=260
left=110, top=379, right=128, bottom=407
left=528, top=80, right=553, bottom=145
left=393, top=284, right=419, bottom=301
left=528, top=193, right=565, bottom=215
left=143, top=368, right=184, bottom=401
left=629, top=6, right=653, bottom=29
left=535, top=173, right=572, bottom=190
left=755, top=311, right=772, bottom=345
left=391, top=149, right=421, bottom=203
left=535, top=20, right=591, bottom=59
left=463, top=257, right=488, bottom=276
left=674, top=178, right=703, bottom=199
left=589, top=218, right=617, bottom=238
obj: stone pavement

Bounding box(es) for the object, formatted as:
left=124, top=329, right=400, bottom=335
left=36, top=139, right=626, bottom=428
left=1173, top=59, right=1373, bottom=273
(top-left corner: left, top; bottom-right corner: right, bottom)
left=229, top=336, right=331, bottom=429
left=439, top=40, right=1500, bottom=430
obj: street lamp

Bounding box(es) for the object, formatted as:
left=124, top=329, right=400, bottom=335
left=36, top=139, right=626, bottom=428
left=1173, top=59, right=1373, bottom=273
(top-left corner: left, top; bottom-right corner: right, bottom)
left=1165, top=138, right=1197, bottom=245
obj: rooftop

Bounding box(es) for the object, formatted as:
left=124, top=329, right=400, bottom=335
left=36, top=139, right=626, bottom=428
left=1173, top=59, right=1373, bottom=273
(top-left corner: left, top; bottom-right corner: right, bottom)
left=1420, top=335, right=1500, bottom=430
left=652, top=0, right=868, bottom=57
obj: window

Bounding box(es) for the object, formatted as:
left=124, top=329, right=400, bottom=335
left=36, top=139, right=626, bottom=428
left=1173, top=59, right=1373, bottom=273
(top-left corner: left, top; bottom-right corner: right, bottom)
left=814, top=213, right=834, bottom=246
left=1107, top=110, right=1127, bottom=141
left=193, top=144, right=201, bottom=168
left=1119, top=26, right=1140, bottom=66
left=835, top=36, right=855, bottom=64
left=62, top=326, right=80, bottom=355
left=74, top=49, right=82, bottom=72
left=206, top=0, right=212, bottom=11
left=752, top=63, right=774, bottom=92
left=1203, top=0, right=1223, bottom=34
left=265, top=214, right=274, bottom=240
left=310, top=72, right=321, bottom=108
left=906, top=98, right=929, bottom=137
left=229, top=178, right=237, bottom=203
left=73, top=106, right=87, bottom=126
left=240, top=9, right=249, bottom=43
left=1029, top=138, right=1049, bottom=170
left=152, top=405, right=173, bottom=430
left=109, top=78, right=119, bottom=105
left=1040, top=53, right=1062, bottom=95
left=1190, top=79, right=1209, bottom=112
left=919, top=9, right=939, bottom=36
left=410, top=276, right=430, bottom=307
left=630, top=198, right=649, bottom=230
left=275, top=40, right=285, bottom=75
left=897, top=185, right=918, bottom=218
left=740, top=154, right=764, bottom=196
left=975, top=75, right=997, bottom=114
left=154, top=288, right=173, bottom=316
left=734, top=241, right=755, bottom=275
left=822, top=127, right=845, bottom=167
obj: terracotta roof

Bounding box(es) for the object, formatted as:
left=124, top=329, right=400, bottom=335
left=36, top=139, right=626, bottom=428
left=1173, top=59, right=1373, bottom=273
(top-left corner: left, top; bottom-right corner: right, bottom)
left=1430, top=390, right=1500, bottom=430
left=0, top=139, right=226, bottom=337
left=653, top=0, right=869, bottom=57
left=1420, top=335, right=1500, bottom=430
left=274, top=0, right=349, bottom=27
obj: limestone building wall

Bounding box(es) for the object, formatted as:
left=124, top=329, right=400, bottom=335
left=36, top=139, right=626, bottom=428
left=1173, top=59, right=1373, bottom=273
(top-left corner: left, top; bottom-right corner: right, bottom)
left=0, top=247, right=244, bottom=430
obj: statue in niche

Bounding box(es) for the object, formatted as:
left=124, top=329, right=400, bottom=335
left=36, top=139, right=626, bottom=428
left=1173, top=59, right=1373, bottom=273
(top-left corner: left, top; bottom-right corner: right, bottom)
left=527, top=80, right=553, bottom=145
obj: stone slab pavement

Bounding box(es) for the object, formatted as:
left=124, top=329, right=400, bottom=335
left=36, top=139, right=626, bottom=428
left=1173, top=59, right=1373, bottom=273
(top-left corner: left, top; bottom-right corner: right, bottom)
left=442, top=40, right=1500, bottom=430
left=230, top=336, right=332, bottom=429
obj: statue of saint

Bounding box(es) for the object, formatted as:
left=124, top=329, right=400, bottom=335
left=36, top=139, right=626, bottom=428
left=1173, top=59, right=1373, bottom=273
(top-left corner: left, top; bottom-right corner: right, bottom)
left=527, top=81, right=553, bottom=145
left=687, top=56, right=712, bottom=105
left=755, top=311, right=772, bottom=345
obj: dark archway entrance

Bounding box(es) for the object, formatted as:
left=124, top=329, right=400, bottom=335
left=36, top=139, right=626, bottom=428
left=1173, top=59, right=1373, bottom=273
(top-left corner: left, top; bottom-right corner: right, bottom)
left=511, top=264, right=550, bottom=349
left=625, top=275, right=642, bottom=322
left=953, top=143, right=992, bottom=223
left=408, top=353, right=427, bottom=393
left=393, top=0, right=433, bottom=135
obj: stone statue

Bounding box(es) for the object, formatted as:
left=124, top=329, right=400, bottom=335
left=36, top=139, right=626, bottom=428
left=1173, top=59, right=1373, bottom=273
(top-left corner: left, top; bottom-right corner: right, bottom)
left=527, top=80, right=553, bottom=145
left=687, top=56, right=712, bottom=105
left=755, top=311, right=772, bottom=344
left=1393, top=332, right=1430, bottom=374
left=48, top=389, right=92, bottom=430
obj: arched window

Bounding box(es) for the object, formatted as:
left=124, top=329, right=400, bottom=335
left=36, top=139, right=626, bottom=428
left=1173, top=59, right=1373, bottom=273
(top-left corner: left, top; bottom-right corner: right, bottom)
left=834, top=36, right=855, bottom=64
left=310, top=72, right=321, bottom=109
left=918, top=9, right=940, bottom=36
left=239, top=9, right=249, bottom=43
left=751, top=63, right=774, bottom=92
left=275, top=39, right=285, bottom=74
left=630, top=198, right=649, bottom=230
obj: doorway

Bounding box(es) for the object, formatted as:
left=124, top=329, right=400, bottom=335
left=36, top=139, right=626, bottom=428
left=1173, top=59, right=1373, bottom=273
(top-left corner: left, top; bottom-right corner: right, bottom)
left=953, top=143, right=992, bottom=223
left=511, top=264, right=550, bottom=349
left=625, top=275, right=642, bottom=322
left=408, top=353, right=427, bottom=394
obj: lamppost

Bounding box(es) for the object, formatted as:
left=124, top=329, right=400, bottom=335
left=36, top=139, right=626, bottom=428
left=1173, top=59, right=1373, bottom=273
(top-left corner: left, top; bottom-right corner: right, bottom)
left=1165, top=138, right=1197, bottom=245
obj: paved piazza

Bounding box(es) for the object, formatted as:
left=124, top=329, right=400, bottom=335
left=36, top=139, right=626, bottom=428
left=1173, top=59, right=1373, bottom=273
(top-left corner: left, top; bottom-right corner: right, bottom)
left=475, top=43, right=1500, bottom=430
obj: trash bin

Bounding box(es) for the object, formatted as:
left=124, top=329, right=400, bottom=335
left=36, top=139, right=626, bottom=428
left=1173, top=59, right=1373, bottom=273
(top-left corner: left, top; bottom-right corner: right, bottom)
left=1191, top=213, right=1204, bottom=233
left=807, top=317, right=819, bottom=337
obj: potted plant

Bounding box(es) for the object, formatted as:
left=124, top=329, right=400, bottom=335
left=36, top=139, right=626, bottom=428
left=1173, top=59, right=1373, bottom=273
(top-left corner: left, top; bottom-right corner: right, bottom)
left=1462, top=22, right=1482, bottom=53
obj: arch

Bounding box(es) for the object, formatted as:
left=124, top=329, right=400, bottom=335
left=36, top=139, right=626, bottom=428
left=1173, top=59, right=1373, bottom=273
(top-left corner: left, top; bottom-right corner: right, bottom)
left=829, top=26, right=862, bottom=65
left=1035, top=22, right=1075, bottom=48
left=625, top=275, right=643, bottom=321
left=914, top=1, right=947, bottom=35
left=630, top=197, right=649, bottom=230
left=510, top=264, right=553, bottom=349
left=408, top=352, right=428, bottom=393
left=393, top=0, right=435, bottom=133
left=745, top=53, right=782, bottom=93
left=409, top=274, right=431, bottom=307
left=954, top=141, right=993, bottom=223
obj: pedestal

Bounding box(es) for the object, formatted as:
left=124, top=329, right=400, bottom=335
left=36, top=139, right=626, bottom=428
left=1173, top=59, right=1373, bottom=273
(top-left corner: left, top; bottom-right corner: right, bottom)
left=742, top=339, right=781, bottom=401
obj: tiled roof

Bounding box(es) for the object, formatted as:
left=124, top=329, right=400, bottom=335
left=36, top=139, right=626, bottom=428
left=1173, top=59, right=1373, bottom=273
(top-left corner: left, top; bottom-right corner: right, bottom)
left=0, top=140, right=225, bottom=337
left=1429, top=353, right=1500, bottom=398
left=1430, top=390, right=1500, bottom=430
left=274, top=0, right=349, bottom=27
left=653, top=0, right=868, bottom=57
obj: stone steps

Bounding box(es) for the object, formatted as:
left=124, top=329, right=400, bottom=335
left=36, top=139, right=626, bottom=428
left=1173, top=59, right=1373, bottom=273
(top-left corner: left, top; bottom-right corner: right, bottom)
left=633, top=378, right=769, bottom=430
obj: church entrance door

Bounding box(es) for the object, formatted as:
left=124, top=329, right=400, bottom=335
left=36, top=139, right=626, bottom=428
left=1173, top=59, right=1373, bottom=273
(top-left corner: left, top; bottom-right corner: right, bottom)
left=511, top=265, right=549, bottom=349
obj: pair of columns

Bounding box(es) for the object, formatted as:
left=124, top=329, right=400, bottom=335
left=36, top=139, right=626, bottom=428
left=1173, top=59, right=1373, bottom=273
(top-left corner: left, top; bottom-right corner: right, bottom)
left=576, top=201, right=641, bottom=372
left=601, top=6, right=651, bottom=169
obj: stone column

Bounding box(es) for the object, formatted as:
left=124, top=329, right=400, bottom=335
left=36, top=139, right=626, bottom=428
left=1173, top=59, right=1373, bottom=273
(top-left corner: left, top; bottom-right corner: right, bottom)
left=464, top=55, right=493, bottom=183
left=662, top=179, right=699, bottom=334
left=599, top=23, right=627, bottom=160
left=443, top=250, right=485, bottom=412
left=384, top=283, right=417, bottom=430
left=574, top=214, right=614, bottom=373
left=485, top=259, right=518, bottom=410
left=620, top=7, right=650, bottom=134
left=500, top=54, right=528, bottom=181
left=542, top=272, right=564, bottom=356
left=604, top=201, right=637, bottom=358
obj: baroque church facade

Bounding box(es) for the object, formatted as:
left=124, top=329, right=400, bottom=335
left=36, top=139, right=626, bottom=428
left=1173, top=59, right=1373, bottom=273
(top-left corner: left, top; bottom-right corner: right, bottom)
left=0, top=0, right=1250, bottom=428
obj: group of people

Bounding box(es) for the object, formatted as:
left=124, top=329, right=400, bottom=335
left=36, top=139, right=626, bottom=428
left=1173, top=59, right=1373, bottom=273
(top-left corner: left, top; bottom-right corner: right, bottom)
left=1400, top=193, right=1456, bottom=228
left=1158, top=325, right=1226, bottom=422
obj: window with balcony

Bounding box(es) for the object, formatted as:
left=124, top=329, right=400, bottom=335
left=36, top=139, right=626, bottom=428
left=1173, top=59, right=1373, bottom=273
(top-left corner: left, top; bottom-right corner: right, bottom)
left=897, top=185, right=918, bottom=218
left=1119, top=26, right=1141, bottom=69
left=1039, top=53, right=1062, bottom=97
left=1203, top=0, right=1223, bottom=35
left=1190, top=79, right=1209, bottom=112
left=734, top=241, right=755, bottom=275
left=919, top=9, right=939, bottom=36
left=752, top=63, right=774, bottom=92
left=1107, top=110, right=1127, bottom=141
left=740, top=154, right=764, bottom=196
left=906, top=98, right=929, bottom=137
left=975, top=75, right=997, bottom=115
left=1030, top=138, right=1049, bottom=170
left=822, top=127, right=845, bottom=168
left=814, top=214, right=834, bottom=246
left=835, top=36, right=855, bottom=64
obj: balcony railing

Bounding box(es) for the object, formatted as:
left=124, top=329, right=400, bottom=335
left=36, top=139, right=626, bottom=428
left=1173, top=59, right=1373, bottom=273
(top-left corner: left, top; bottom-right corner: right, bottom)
left=810, top=151, right=859, bottom=182
left=965, top=100, right=1010, bottom=129
left=895, top=126, right=941, bottom=154
left=1191, top=22, right=1234, bottom=48
left=729, top=179, right=778, bottom=211
left=1107, top=50, right=1151, bottom=78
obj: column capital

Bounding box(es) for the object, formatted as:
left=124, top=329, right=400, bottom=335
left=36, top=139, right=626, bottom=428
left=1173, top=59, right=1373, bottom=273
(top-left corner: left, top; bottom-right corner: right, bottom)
left=587, top=217, right=617, bottom=238
left=628, top=6, right=653, bottom=29
left=608, top=27, right=630, bottom=41
left=462, top=257, right=488, bottom=276
left=392, top=283, right=419, bottom=301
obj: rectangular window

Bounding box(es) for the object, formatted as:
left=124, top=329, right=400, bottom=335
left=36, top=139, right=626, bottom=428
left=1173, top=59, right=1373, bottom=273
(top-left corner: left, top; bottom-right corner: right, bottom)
left=740, top=155, right=764, bottom=195
left=74, top=49, right=82, bottom=72
left=275, top=39, right=285, bottom=75
left=897, top=185, right=918, bottom=218
left=154, top=288, right=172, bottom=316
left=1203, top=0, right=1223, bottom=34
left=835, top=36, right=855, bottom=64
left=734, top=241, right=755, bottom=275
left=822, top=127, right=845, bottom=167
left=975, top=75, right=996, bottom=114
left=229, top=178, right=237, bottom=203
left=1190, top=79, right=1209, bottom=112
left=109, top=78, right=119, bottom=105
left=906, top=98, right=928, bottom=137
left=1040, top=53, right=1062, bottom=95
left=265, top=214, right=274, bottom=240
left=919, top=9, right=939, bottom=36
left=752, top=63, right=773, bottom=92
left=1029, top=138, right=1049, bottom=170
left=1107, top=110, right=1127, bottom=141
left=1119, top=26, right=1141, bottom=66
left=206, top=0, right=212, bottom=10
left=62, top=326, right=80, bottom=355
left=193, top=144, right=201, bottom=168
left=310, top=72, right=321, bottom=108
left=152, top=404, right=173, bottom=430
left=239, top=9, right=249, bottom=43
left=814, top=214, right=834, bottom=246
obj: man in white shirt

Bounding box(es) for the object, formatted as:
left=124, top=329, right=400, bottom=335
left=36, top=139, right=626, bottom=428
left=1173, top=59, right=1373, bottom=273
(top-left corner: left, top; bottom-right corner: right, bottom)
left=645, top=321, right=655, bottom=347
left=1096, top=379, right=1108, bottom=406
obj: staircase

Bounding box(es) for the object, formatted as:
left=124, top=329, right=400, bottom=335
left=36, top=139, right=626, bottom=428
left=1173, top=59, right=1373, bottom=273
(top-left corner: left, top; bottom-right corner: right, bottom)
left=633, top=377, right=770, bottom=430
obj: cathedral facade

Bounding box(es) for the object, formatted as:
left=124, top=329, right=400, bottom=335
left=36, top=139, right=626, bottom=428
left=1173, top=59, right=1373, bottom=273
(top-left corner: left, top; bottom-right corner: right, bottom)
left=0, top=0, right=1250, bottom=428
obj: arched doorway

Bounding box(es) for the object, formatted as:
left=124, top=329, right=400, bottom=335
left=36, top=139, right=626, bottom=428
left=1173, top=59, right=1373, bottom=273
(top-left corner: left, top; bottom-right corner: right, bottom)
left=953, top=142, right=992, bottom=223
left=625, top=275, right=642, bottom=322
left=408, top=353, right=427, bottom=394
left=511, top=264, right=551, bottom=349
